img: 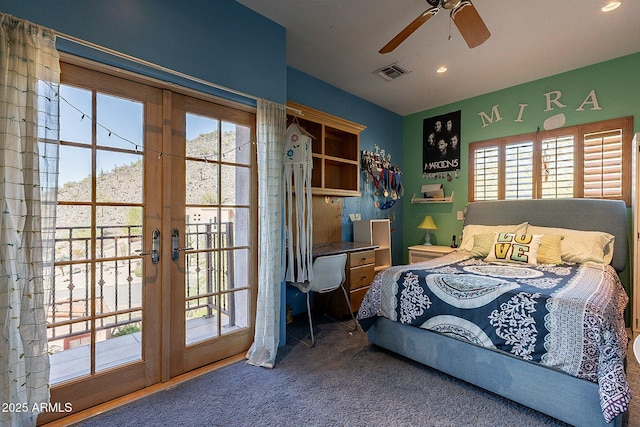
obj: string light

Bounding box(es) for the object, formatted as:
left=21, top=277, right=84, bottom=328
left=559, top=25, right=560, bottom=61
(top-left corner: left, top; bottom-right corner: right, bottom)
left=54, top=85, right=255, bottom=161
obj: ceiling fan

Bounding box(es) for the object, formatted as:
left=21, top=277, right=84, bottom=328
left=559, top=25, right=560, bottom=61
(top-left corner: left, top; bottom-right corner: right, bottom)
left=379, top=0, right=491, bottom=54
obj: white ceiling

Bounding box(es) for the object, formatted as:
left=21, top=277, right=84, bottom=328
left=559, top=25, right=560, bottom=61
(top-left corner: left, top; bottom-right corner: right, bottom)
left=235, top=0, right=640, bottom=116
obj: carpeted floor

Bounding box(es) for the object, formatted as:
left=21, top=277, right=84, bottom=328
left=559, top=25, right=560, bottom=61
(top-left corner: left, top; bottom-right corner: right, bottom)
left=74, top=317, right=639, bottom=427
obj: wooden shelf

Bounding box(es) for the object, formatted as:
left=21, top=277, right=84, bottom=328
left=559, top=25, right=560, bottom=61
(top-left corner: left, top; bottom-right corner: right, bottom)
left=287, top=101, right=365, bottom=197
left=411, top=191, right=454, bottom=204
left=353, top=219, right=392, bottom=272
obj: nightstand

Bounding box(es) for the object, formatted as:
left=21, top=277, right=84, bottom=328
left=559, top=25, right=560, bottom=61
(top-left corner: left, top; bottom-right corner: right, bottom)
left=408, top=245, right=456, bottom=263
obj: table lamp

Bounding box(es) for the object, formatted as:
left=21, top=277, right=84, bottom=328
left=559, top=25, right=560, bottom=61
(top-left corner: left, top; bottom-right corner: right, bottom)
left=418, top=215, right=437, bottom=246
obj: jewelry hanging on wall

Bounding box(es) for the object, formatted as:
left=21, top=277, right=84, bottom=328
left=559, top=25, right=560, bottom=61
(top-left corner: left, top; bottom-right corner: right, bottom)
left=361, top=145, right=403, bottom=210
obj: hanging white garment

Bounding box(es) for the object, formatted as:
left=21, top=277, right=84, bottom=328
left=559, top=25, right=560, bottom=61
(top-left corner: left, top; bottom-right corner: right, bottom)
left=284, top=123, right=313, bottom=283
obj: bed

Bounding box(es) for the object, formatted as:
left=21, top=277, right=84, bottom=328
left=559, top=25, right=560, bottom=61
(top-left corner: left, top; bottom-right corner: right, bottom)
left=357, top=199, right=630, bottom=427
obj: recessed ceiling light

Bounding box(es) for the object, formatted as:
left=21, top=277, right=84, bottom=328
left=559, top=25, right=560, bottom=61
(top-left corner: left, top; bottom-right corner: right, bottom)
left=436, top=66, right=448, bottom=74
left=601, top=1, right=621, bottom=12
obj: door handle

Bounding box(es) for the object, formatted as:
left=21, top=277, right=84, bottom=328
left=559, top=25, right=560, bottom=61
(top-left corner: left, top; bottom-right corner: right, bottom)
left=136, top=228, right=160, bottom=264
left=172, top=228, right=193, bottom=261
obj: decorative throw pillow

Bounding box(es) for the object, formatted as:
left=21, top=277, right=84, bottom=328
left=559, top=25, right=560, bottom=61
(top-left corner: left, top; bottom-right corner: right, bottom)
left=470, top=233, right=496, bottom=257
left=459, top=222, right=528, bottom=252
left=484, top=233, right=543, bottom=265
left=536, top=235, right=563, bottom=265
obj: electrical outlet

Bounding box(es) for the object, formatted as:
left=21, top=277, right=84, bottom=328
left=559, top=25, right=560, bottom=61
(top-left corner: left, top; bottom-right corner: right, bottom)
left=457, top=211, right=464, bottom=221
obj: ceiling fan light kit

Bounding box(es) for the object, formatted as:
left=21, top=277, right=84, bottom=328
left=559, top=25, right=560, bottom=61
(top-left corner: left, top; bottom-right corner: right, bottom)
left=379, top=0, right=490, bottom=54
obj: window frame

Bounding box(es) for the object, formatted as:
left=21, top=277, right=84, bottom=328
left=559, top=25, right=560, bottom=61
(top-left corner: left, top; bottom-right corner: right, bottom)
left=468, top=116, right=633, bottom=206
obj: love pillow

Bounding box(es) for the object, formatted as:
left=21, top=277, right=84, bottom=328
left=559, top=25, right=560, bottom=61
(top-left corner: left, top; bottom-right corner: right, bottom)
left=484, top=233, right=543, bottom=265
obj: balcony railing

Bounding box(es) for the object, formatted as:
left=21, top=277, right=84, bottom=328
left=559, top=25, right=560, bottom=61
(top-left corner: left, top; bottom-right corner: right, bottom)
left=47, top=222, right=235, bottom=351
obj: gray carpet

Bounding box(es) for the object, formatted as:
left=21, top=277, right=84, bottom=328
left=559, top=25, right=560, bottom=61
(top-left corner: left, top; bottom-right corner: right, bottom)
left=75, top=317, right=638, bottom=427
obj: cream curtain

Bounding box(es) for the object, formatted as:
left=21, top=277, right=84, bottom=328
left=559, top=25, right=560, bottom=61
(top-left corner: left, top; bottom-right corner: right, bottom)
left=0, top=14, right=60, bottom=427
left=246, top=99, right=285, bottom=368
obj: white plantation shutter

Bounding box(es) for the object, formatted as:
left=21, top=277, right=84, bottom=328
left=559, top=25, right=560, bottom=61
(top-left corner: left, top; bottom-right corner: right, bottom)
left=469, top=117, right=631, bottom=205
left=541, top=135, right=574, bottom=198
left=583, top=129, right=623, bottom=199
left=505, top=142, right=533, bottom=199
left=473, top=146, right=499, bottom=200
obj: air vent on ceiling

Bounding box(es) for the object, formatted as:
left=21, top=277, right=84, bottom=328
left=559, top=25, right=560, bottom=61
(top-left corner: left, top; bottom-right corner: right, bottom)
left=375, top=63, right=410, bottom=81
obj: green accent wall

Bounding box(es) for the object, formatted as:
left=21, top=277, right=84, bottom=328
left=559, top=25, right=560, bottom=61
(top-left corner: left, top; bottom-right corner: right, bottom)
left=402, top=52, right=640, bottom=293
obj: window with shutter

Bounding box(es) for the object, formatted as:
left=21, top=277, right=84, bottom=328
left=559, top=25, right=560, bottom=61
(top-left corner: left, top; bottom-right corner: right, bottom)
left=505, top=142, right=533, bottom=199
left=468, top=116, right=632, bottom=205
left=541, top=135, right=574, bottom=199
left=472, top=145, right=499, bottom=200
left=583, top=129, right=623, bottom=199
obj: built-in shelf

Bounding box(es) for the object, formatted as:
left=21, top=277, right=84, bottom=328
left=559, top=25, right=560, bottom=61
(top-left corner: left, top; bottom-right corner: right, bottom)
left=353, top=219, right=392, bottom=272
left=411, top=191, right=454, bottom=204
left=287, top=101, right=365, bottom=197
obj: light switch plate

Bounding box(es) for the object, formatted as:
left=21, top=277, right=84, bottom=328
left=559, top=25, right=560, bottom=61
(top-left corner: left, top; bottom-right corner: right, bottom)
left=457, top=211, right=464, bottom=221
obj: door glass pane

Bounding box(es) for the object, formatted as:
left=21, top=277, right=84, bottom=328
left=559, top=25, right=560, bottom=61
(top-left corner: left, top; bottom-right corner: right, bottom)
left=221, top=248, right=250, bottom=335
left=58, top=145, right=92, bottom=201
left=97, top=93, right=143, bottom=150
left=59, top=85, right=92, bottom=144
left=96, top=150, right=143, bottom=203
left=186, top=160, right=218, bottom=205
left=222, top=289, right=250, bottom=334
left=184, top=112, right=252, bottom=347
left=221, top=165, right=250, bottom=205
left=48, top=263, right=93, bottom=384
left=55, top=205, right=92, bottom=261
left=187, top=114, right=219, bottom=161
left=49, top=83, right=145, bottom=384
left=223, top=207, right=250, bottom=247
left=222, top=121, right=251, bottom=166
left=186, top=296, right=219, bottom=345
left=96, top=315, right=142, bottom=373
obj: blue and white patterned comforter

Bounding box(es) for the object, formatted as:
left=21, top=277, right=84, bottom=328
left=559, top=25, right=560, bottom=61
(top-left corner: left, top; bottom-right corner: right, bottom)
left=357, top=251, right=630, bottom=423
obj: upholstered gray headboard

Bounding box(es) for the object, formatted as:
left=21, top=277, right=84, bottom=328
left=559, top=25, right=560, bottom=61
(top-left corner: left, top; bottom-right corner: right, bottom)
left=464, top=198, right=628, bottom=272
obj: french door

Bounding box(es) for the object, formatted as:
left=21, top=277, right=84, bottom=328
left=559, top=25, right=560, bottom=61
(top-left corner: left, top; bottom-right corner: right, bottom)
left=42, top=61, right=256, bottom=423
left=167, top=93, right=256, bottom=376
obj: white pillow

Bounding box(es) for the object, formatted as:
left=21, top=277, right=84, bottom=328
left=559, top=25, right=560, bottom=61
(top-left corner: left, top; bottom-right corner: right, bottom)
left=484, top=233, right=543, bottom=265
left=459, top=222, right=528, bottom=252
left=526, top=225, right=615, bottom=265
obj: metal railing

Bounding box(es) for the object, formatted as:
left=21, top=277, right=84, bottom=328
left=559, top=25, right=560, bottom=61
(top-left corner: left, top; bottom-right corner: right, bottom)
left=47, top=222, right=235, bottom=348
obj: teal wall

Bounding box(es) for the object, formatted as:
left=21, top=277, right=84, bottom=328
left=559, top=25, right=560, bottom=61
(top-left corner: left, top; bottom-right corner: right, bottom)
left=403, top=52, right=640, bottom=292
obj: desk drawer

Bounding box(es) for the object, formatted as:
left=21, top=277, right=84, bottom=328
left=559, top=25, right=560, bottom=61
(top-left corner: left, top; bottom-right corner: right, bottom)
left=349, top=250, right=375, bottom=268
left=349, top=264, right=375, bottom=290
left=349, top=287, right=369, bottom=312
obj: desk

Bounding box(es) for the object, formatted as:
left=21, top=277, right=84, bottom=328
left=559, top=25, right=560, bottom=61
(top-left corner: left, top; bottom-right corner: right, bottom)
left=312, top=241, right=378, bottom=318
left=312, top=241, right=378, bottom=258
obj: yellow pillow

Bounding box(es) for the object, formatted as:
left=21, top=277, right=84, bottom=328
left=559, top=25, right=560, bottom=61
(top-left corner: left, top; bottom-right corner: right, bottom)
left=485, top=233, right=543, bottom=265
left=536, top=235, right=563, bottom=265
left=470, top=233, right=496, bottom=257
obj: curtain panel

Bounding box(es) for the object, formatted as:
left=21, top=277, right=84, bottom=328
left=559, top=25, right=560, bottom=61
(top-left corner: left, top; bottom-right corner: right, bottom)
left=246, top=99, right=285, bottom=368
left=0, top=14, right=60, bottom=427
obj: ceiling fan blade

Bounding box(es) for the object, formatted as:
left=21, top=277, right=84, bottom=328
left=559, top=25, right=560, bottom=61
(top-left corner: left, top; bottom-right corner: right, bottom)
left=379, top=8, right=439, bottom=54
left=451, top=1, right=490, bottom=48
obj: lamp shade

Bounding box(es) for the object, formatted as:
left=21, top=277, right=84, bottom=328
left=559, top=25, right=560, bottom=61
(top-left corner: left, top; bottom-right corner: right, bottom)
left=418, top=215, right=437, bottom=230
